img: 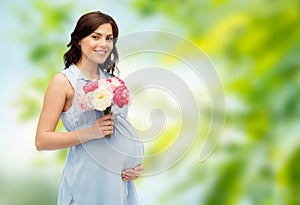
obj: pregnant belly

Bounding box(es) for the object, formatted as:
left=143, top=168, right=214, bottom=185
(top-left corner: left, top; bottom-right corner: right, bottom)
left=81, top=115, right=144, bottom=174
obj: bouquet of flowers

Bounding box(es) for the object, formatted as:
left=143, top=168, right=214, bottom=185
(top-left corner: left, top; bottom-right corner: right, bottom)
left=76, top=77, right=130, bottom=138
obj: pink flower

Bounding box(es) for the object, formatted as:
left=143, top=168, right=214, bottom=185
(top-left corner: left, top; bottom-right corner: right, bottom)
left=106, top=77, right=125, bottom=90
left=76, top=91, right=94, bottom=111
left=113, top=85, right=130, bottom=108
left=83, top=80, right=98, bottom=93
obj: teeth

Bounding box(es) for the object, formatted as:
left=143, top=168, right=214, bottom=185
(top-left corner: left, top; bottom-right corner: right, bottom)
left=96, top=50, right=106, bottom=54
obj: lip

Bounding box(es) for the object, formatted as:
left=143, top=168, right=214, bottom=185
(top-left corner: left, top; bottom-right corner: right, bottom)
left=95, top=50, right=108, bottom=54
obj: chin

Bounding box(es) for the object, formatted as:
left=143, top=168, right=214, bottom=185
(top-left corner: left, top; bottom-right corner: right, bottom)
left=92, top=58, right=108, bottom=65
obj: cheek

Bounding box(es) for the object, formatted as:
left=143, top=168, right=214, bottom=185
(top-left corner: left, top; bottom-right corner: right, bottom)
left=81, top=44, right=95, bottom=56
left=108, top=44, right=114, bottom=52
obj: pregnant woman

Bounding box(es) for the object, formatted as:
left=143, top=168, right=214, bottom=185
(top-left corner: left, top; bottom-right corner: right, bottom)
left=35, top=11, right=144, bottom=205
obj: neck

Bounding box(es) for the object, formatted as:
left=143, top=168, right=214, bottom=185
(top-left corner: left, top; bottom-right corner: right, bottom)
left=76, top=59, right=99, bottom=80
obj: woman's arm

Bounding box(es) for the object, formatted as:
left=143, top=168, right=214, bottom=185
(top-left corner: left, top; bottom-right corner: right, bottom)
left=35, top=73, right=114, bottom=151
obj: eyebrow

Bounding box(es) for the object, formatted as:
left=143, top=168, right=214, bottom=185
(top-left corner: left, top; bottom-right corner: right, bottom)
left=92, top=32, right=113, bottom=37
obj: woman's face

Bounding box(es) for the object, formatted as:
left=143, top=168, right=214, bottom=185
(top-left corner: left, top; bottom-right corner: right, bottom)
left=79, top=23, right=114, bottom=65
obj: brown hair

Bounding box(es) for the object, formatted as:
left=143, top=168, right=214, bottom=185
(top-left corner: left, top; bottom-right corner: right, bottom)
left=63, top=11, right=119, bottom=75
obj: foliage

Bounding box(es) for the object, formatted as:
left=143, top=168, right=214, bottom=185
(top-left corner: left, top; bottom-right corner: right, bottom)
left=15, top=0, right=72, bottom=121
left=132, top=0, right=300, bottom=204
left=0, top=169, right=59, bottom=205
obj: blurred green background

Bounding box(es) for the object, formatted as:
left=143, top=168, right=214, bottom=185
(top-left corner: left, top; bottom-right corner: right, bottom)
left=1, top=0, right=300, bottom=204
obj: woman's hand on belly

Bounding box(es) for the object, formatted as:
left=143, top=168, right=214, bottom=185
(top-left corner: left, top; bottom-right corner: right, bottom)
left=121, top=164, right=144, bottom=181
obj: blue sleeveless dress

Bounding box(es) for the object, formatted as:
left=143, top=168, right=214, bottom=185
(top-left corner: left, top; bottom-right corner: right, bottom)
left=58, top=64, right=144, bottom=205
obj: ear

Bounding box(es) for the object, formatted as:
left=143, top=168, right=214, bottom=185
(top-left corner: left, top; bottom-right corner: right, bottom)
left=78, top=40, right=81, bottom=46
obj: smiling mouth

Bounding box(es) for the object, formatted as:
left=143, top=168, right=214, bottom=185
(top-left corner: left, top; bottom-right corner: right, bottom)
left=95, top=50, right=107, bottom=55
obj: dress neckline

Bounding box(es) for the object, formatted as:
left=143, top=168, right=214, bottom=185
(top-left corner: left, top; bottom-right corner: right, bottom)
left=70, top=63, right=109, bottom=81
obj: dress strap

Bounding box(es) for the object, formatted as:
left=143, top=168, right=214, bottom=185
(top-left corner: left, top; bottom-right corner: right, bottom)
left=60, top=64, right=80, bottom=89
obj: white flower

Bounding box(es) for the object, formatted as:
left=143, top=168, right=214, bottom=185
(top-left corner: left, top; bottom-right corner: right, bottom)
left=93, top=87, right=113, bottom=111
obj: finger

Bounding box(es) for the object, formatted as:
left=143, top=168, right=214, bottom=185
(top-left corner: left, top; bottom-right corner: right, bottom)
left=134, top=164, right=144, bottom=171
left=104, top=114, right=114, bottom=120
left=98, top=124, right=113, bottom=131
left=99, top=124, right=114, bottom=133
left=103, top=131, right=113, bottom=136
left=132, top=167, right=144, bottom=176
left=122, top=170, right=134, bottom=178
left=98, top=114, right=113, bottom=122
left=122, top=177, right=131, bottom=182
left=102, top=120, right=113, bottom=126
left=122, top=176, right=137, bottom=181
left=101, top=127, right=114, bottom=133
left=101, top=129, right=113, bottom=135
left=123, top=169, right=136, bottom=175
left=97, top=118, right=114, bottom=126
left=122, top=173, right=135, bottom=180
left=122, top=170, right=141, bottom=179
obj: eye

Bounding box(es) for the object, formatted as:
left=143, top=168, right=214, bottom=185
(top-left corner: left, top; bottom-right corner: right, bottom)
left=106, top=36, right=113, bottom=41
left=92, top=35, right=100, bottom=40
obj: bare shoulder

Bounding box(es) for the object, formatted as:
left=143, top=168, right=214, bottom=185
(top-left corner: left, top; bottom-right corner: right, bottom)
left=43, top=72, right=70, bottom=98
left=47, top=72, right=70, bottom=90
left=50, top=72, right=69, bottom=85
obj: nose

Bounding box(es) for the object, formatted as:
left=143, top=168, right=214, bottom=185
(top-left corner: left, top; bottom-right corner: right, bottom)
left=98, top=37, right=108, bottom=47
